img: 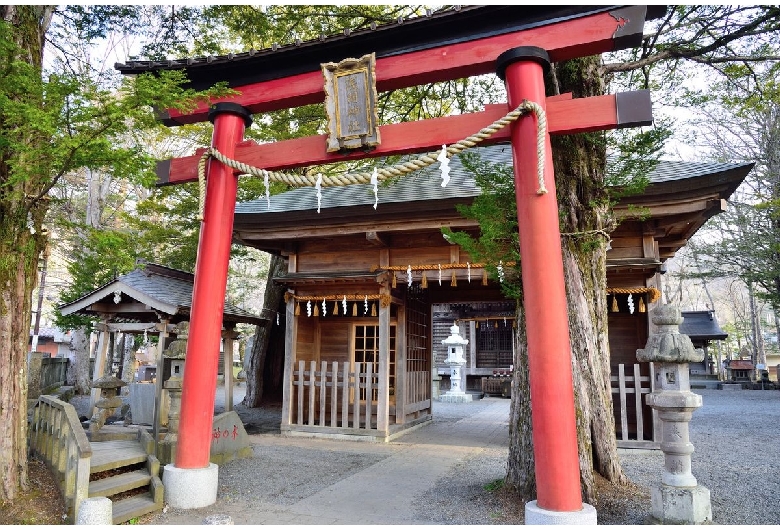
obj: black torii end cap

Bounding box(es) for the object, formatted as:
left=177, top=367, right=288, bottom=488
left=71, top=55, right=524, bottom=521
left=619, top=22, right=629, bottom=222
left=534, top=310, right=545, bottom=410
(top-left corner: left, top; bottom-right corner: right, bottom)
left=208, top=102, right=253, bottom=127
left=496, top=46, right=551, bottom=81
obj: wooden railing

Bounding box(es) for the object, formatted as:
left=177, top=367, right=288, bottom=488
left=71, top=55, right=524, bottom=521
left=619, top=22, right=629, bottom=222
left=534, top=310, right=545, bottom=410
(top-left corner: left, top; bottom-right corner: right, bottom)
left=405, top=370, right=431, bottom=414
left=611, top=362, right=659, bottom=449
left=28, top=395, right=92, bottom=523
left=291, top=361, right=383, bottom=430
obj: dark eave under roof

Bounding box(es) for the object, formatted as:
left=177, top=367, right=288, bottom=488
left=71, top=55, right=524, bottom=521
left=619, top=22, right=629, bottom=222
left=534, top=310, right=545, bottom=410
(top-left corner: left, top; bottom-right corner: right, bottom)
left=115, top=5, right=666, bottom=91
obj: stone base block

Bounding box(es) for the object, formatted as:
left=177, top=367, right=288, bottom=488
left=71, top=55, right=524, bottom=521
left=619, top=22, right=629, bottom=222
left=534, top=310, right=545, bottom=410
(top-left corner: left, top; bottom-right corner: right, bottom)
left=76, top=497, right=112, bottom=525
left=163, top=463, right=218, bottom=509
left=525, top=500, right=597, bottom=525
left=650, top=484, right=712, bottom=524
left=438, top=393, right=473, bottom=403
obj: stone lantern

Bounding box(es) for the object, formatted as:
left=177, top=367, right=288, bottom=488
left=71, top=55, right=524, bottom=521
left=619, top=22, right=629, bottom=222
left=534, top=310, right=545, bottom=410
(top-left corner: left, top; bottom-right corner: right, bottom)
left=89, top=374, right=127, bottom=439
left=440, top=322, right=471, bottom=403
left=159, top=321, right=189, bottom=465
left=636, top=304, right=712, bottom=524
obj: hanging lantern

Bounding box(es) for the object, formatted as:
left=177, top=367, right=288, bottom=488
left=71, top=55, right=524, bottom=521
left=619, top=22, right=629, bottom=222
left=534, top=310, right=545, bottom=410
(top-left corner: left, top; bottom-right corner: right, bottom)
left=611, top=295, right=619, bottom=313
left=371, top=303, right=377, bottom=317
left=295, top=303, right=301, bottom=316
left=313, top=304, right=319, bottom=317
left=352, top=302, right=358, bottom=316
left=333, top=301, right=339, bottom=315
left=638, top=296, right=646, bottom=313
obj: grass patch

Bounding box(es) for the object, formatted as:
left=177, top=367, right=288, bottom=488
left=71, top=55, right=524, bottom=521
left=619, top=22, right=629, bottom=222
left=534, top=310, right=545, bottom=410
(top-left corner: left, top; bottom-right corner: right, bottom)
left=483, top=478, right=504, bottom=492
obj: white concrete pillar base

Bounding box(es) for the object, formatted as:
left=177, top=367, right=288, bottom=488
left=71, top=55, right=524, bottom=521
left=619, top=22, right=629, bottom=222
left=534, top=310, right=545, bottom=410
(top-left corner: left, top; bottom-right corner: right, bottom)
left=162, top=463, right=219, bottom=509
left=525, top=500, right=597, bottom=525
left=76, top=496, right=112, bottom=525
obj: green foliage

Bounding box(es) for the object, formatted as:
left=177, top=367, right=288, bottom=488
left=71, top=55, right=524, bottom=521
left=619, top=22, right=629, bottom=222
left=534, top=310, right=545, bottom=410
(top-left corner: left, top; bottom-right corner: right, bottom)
left=605, top=119, right=673, bottom=202
left=442, top=151, right=522, bottom=299
left=483, top=478, right=504, bottom=492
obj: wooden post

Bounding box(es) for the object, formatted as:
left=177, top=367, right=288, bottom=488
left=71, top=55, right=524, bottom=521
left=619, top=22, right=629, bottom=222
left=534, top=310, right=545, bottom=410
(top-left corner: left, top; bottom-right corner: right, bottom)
left=222, top=325, right=239, bottom=412
left=153, top=319, right=169, bottom=450
left=377, top=287, right=390, bottom=435
left=395, top=303, right=406, bottom=424
left=176, top=103, right=252, bottom=469
left=280, top=292, right=296, bottom=429
left=498, top=46, right=583, bottom=514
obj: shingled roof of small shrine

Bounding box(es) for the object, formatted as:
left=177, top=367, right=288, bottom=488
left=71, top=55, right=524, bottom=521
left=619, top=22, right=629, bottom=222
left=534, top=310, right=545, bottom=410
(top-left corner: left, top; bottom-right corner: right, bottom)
left=680, top=310, right=729, bottom=341
left=234, top=144, right=753, bottom=216
left=58, top=262, right=267, bottom=325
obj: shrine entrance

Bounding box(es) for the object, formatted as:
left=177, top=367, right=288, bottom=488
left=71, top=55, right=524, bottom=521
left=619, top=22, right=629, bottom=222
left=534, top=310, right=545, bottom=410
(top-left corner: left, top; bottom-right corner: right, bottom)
left=117, top=5, right=662, bottom=523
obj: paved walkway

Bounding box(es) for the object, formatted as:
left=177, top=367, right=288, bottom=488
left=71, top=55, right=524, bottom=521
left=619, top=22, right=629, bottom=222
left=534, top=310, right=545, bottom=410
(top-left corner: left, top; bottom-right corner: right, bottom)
left=144, top=391, right=511, bottom=525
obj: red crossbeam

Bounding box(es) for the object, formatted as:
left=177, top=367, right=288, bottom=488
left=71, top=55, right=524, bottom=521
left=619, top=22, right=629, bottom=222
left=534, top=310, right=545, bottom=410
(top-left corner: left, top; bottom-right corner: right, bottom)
left=162, top=7, right=646, bottom=125
left=157, top=90, right=651, bottom=185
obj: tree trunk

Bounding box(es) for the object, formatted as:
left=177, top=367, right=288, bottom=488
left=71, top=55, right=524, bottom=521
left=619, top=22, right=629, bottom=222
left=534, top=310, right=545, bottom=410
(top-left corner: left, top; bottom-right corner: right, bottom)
left=505, top=55, right=627, bottom=505
left=0, top=4, right=54, bottom=503
left=67, top=327, right=92, bottom=394
left=552, top=56, right=627, bottom=502
left=243, top=254, right=287, bottom=407
left=120, top=333, right=136, bottom=392
left=505, top=292, right=535, bottom=501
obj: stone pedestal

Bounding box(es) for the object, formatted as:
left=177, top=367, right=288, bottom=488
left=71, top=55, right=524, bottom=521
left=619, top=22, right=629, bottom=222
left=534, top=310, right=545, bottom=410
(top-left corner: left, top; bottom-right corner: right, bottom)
left=637, top=305, right=712, bottom=525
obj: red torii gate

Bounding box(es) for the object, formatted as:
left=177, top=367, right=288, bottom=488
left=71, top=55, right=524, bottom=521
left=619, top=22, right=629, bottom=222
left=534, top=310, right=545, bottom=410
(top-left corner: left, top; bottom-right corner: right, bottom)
left=118, top=5, right=659, bottom=523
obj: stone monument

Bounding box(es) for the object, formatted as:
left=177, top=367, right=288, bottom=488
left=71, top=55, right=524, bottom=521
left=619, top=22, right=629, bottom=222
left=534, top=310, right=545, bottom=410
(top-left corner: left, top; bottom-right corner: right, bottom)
left=439, top=322, right=471, bottom=403
left=636, top=304, right=712, bottom=524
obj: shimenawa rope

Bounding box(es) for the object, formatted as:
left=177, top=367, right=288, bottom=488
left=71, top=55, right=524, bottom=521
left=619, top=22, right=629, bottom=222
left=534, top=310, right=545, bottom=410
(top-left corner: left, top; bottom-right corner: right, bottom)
left=196, top=100, right=547, bottom=220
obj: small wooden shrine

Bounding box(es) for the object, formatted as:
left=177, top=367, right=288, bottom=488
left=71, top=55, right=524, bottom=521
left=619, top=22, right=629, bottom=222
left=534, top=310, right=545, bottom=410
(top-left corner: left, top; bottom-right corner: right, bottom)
left=232, top=145, right=752, bottom=442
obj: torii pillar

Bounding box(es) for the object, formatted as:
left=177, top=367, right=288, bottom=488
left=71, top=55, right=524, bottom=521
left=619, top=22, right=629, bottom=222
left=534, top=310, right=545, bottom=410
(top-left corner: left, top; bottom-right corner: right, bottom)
left=162, top=102, right=252, bottom=509
left=498, top=47, right=597, bottom=524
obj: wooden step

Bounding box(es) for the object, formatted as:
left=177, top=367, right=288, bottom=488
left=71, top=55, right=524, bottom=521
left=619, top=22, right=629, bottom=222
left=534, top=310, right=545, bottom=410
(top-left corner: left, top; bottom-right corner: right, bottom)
left=112, top=493, right=162, bottom=524
left=90, top=440, right=148, bottom=473
left=88, top=469, right=151, bottom=498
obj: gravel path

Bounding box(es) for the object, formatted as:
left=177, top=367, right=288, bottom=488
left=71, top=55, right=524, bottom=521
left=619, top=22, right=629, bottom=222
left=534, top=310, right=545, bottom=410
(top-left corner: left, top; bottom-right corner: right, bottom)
left=71, top=386, right=780, bottom=525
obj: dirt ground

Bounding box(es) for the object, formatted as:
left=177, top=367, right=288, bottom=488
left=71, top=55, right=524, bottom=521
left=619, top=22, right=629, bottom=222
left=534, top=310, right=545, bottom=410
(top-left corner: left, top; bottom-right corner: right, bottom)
left=0, top=457, right=67, bottom=525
